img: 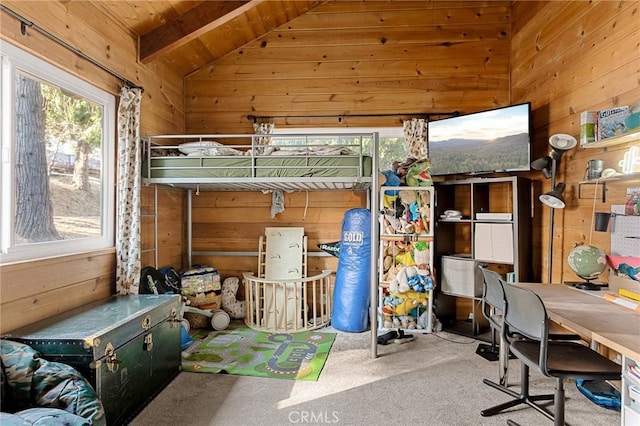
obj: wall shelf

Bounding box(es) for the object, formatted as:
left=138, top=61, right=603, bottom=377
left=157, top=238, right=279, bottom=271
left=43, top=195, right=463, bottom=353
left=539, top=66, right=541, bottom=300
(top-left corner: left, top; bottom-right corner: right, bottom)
left=581, top=131, right=640, bottom=149
left=580, top=173, right=640, bottom=185
left=578, top=130, right=640, bottom=202
left=578, top=173, right=640, bottom=202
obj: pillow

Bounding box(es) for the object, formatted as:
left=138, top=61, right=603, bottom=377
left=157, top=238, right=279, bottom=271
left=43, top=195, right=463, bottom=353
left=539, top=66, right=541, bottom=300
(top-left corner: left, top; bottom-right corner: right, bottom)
left=178, top=141, right=244, bottom=156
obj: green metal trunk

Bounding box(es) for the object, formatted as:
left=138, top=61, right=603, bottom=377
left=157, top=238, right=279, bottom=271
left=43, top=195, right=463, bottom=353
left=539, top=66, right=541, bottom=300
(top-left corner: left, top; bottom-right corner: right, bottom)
left=5, top=295, right=182, bottom=425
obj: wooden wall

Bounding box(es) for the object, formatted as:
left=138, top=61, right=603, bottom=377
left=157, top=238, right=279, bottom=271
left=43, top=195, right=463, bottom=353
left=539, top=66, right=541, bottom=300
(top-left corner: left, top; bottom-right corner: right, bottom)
left=184, top=0, right=639, bottom=285
left=185, top=1, right=513, bottom=133
left=190, top=190, right=366, bottom=287
left=0, top=1, right=185, bottom=333
left=2, top=0, right=638, bottom=332
left=183, top=1, right=513, bottom=287
left=511, top=0, right=640, bottom=283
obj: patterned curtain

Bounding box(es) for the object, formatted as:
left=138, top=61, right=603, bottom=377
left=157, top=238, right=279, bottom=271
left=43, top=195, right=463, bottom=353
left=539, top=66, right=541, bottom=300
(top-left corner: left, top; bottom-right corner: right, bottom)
left=253, top=121, right=274, bottom=155
left=115, top=87, right=142, bottom=295
left=403, top=118, right=428, bottom=160
left=253, top=121, right=285, bottom=215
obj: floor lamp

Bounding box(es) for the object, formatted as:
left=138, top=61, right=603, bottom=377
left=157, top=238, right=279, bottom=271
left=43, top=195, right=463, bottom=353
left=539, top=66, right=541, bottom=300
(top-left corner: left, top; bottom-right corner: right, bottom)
left=531, top=134, right=577, bottom=283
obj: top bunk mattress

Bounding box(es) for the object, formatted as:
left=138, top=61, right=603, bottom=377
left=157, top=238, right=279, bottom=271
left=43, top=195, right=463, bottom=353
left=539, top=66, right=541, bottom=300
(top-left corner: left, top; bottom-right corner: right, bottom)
left=145, top=155, right=372, bottom=179
left=141, top=132, right=377, bottom=191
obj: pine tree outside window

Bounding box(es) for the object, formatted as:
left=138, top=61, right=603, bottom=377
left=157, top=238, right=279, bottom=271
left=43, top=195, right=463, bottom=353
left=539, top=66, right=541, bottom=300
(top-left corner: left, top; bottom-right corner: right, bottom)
left=1, top=42, right=115, bottom=263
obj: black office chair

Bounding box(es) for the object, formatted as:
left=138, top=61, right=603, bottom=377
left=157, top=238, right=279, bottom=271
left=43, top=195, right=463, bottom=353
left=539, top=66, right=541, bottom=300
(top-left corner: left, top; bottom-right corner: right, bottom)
left=478, top=268, right=580, bottom=390
left=477, top=268, right=510, bottom=383
left=481, top=282, right=622, bottom=426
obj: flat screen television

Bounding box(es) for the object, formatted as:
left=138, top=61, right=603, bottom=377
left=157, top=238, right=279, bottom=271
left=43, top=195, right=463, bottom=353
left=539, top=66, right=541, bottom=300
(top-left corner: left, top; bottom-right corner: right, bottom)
left=428, top=103, right=531, bottom=176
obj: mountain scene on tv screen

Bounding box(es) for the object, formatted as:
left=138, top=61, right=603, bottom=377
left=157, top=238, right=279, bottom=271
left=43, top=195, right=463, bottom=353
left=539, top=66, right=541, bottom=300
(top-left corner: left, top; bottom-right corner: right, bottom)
left=430, top=133, right=529, bottom=176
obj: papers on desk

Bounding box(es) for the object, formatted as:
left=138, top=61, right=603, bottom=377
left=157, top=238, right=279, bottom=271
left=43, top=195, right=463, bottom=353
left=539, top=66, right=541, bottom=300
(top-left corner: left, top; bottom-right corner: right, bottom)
left=603, top=293, right=640, bottom=312
left=620, top=288, right=640, bottom=302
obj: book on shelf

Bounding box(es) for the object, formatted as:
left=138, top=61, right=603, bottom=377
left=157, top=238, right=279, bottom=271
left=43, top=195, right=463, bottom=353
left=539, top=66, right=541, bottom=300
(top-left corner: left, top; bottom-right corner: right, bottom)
left=628, top=364, right=640, bottom=383
left=580, top=110, right=597, bottom=146
left=625, top=187, right=640, bottom=216
left=629, top=383, right=640, bottom=403
left=596, top=106, right=630, bottom=141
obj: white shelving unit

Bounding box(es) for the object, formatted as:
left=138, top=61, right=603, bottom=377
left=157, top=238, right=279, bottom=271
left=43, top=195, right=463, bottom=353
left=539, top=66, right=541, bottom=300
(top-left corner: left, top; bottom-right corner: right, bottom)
left=622, top=356, right=640, bottom=426
left=377, top=186, right=435, bottom=333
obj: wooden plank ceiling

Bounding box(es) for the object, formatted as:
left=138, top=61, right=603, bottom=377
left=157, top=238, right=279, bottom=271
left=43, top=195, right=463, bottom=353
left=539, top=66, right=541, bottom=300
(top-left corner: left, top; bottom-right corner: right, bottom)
left=89, top=0, right=323, bottom=76
left=80, top=0, right=514, bottom=132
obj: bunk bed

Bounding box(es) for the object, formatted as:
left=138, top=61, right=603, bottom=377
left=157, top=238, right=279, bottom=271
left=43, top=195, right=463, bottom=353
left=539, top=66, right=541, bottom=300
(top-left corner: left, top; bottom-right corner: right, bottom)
left=141, top=132, right=381, bottom=357
left=142, top=133, right=375, bottom=191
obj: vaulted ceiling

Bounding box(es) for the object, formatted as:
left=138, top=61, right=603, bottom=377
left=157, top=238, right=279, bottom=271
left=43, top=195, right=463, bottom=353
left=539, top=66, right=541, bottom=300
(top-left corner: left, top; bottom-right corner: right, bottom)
left=90, top=0, right=323, bottom=77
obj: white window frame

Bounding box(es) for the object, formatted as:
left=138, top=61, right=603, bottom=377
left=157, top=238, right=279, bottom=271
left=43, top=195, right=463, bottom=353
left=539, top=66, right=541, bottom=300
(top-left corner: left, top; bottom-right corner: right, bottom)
left=0, top=41, right=115, bottom=263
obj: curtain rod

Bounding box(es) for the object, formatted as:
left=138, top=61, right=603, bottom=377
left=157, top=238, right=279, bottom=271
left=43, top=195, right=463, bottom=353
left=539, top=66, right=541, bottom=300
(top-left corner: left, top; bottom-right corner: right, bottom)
left=1, top=5, right=144, bottom=92
left=247, top=111, right=459, bottom=122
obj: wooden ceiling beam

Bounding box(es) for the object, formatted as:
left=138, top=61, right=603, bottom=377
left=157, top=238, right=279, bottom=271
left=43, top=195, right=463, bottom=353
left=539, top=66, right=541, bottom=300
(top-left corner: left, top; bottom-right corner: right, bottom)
left=139, top=0, right=264, bottom=63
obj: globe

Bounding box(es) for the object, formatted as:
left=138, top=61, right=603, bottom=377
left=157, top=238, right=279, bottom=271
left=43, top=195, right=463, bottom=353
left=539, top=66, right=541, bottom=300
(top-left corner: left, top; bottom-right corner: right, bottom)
left=567, top=244, right=607, bottom=282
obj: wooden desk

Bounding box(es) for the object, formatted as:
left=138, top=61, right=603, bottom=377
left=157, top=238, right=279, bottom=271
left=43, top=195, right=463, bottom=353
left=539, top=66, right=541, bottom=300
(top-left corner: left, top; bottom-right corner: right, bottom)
left=519, top=282, right=640, bottom=426
left=518, top=282, right=640, bottom=360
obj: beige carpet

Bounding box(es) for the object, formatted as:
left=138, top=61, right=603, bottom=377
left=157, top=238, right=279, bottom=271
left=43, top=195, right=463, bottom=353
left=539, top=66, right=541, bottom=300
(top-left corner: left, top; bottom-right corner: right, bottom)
left=130, top=327, right=620, bottom=426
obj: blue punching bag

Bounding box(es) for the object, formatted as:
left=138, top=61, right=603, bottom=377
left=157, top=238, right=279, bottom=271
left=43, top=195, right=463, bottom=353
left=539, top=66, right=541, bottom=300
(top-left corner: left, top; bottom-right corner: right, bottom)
left=332, top=208, right=371, bottom=332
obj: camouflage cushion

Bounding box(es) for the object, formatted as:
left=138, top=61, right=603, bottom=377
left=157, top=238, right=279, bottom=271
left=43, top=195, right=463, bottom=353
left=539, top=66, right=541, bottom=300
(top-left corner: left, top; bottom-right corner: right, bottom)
left=1, top=361, right=6, bottom=409
left=0, top=340, right=105, bottom=426
left=0, top=408, right=90, bottom=425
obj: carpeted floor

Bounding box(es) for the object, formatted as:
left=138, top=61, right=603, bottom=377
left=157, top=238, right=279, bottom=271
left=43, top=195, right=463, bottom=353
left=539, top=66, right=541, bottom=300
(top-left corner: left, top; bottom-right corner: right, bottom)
left=130, top=326, right=620, bottom=425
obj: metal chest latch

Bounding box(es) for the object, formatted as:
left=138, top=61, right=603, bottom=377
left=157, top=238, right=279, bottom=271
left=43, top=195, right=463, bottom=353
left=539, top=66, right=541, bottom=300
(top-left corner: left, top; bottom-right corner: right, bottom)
left=104, top=342, right=121, bottom=373
left=141, top=314, right=152, bottom=330
left=144, top=333, right=153, bottom=351
left=170, top=307, right=179, bottom=324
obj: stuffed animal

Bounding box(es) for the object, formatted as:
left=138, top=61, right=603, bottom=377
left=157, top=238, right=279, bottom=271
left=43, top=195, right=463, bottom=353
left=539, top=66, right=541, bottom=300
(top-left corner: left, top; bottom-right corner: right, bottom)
left=221, top=277, right=245, bottom=319
left=389, top=265, right=414, bottom=293
left=380, top=169, right=402, bottom=194
left=406, top=160, right=432, bottom=187
left=383, top=263, right=403, bottom=283
left=382, top=289, right=429, bottom=316
left=389, top=265, right=432, bottom=293
left=401, top=315, right=417, bottom=329
left=417, top=311, right=430, bottom=330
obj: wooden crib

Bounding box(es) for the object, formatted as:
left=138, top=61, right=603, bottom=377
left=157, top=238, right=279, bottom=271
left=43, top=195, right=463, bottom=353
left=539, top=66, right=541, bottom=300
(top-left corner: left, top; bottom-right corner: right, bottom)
left=242, top=227, right=333, bottom=332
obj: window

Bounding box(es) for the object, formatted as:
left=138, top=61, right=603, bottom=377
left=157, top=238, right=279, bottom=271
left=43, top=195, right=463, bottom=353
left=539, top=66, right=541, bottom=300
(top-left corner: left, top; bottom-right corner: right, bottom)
left=1, top=42, right=115, bottom=263
left=270, top=127, right=407, bottom=170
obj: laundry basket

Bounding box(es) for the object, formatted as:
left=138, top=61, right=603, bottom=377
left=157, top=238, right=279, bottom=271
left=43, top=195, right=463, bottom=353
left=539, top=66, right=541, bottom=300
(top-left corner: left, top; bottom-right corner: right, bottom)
left=181, top=266, right=222, bottom=329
